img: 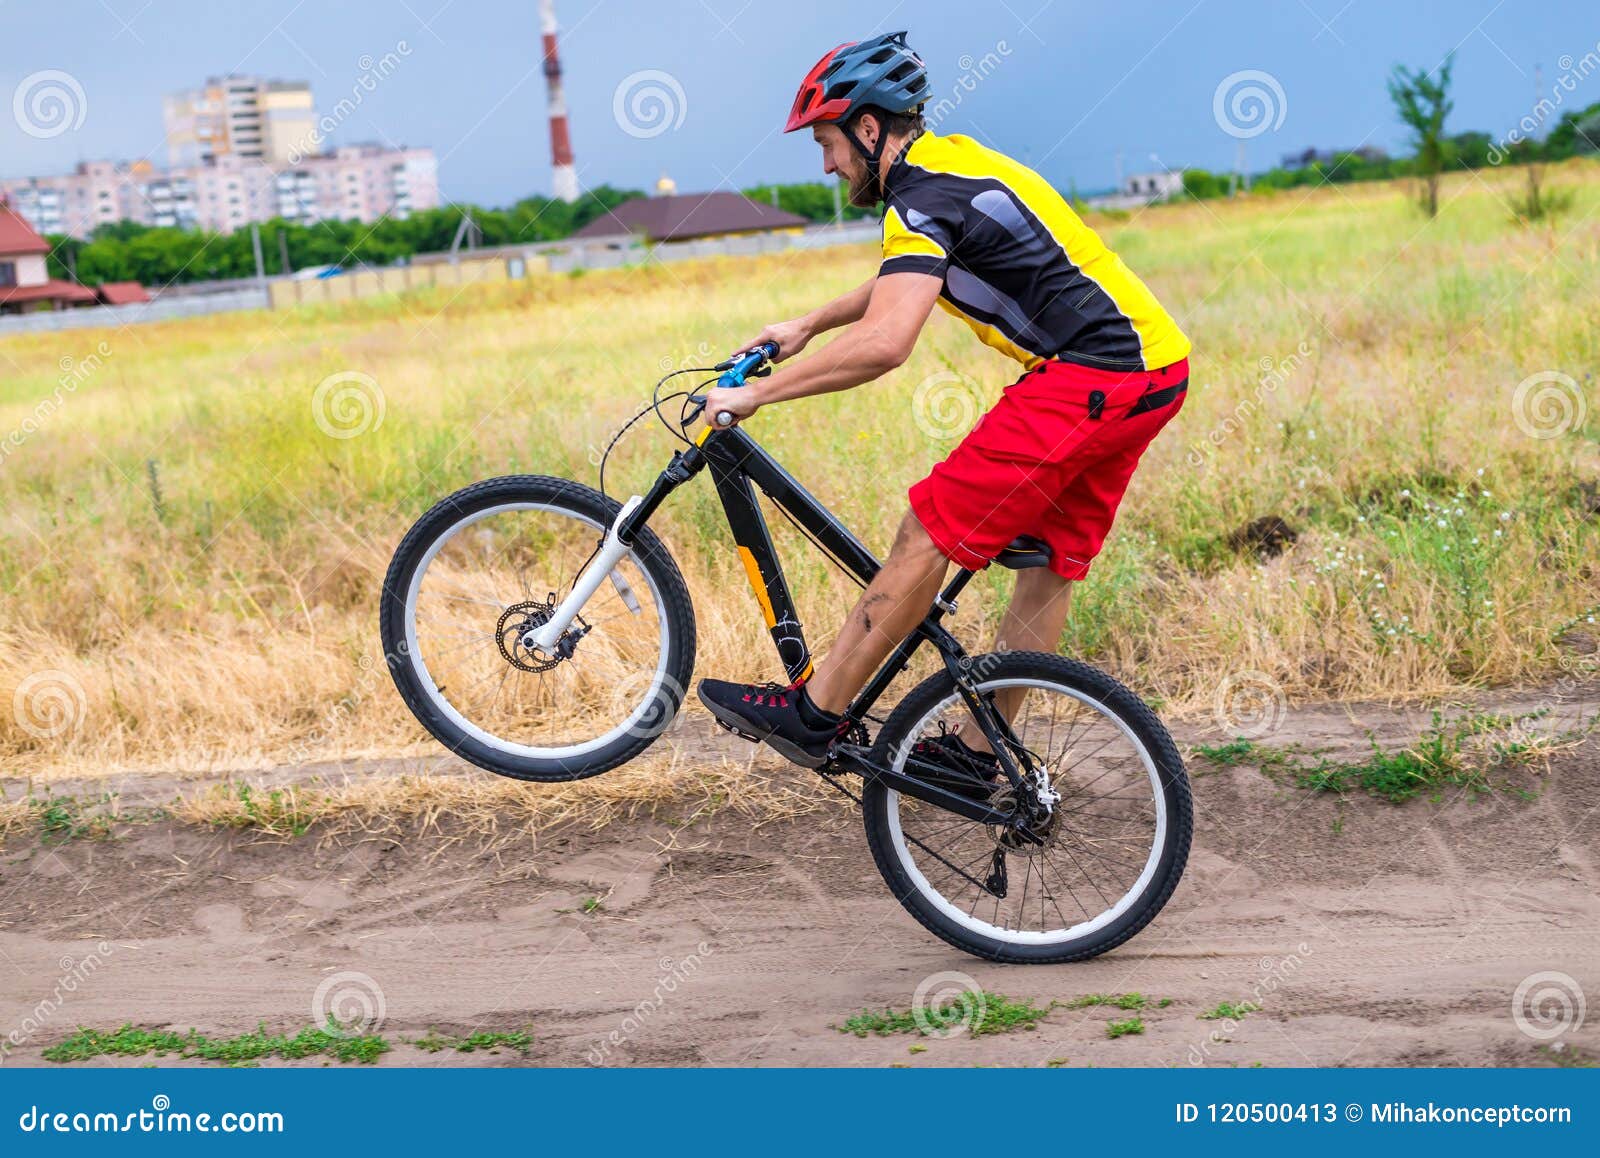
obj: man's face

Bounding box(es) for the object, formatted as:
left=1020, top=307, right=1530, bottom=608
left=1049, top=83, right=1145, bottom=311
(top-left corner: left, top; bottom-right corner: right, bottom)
left=813, top=119, right=881, bottom=208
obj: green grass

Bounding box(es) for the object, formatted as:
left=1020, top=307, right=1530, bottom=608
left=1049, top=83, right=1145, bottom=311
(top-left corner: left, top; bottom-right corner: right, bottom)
left=409, top=1029, right=532, bottom=1055
left=1062, top=992, right=1153, bottom=1011
left=1193, top=708, right=1592, bottom=804
left=1105, top=1018, right=1145, bottom=1039
left=43, top=1021, right=390, bottom=1066
left=1199, top=1001, right=1261, bottom=1021
left=837, top=991, right=1052, bottom=1038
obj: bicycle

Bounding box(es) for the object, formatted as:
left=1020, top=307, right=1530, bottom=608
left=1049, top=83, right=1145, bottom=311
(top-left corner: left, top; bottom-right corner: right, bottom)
left=379, top=342, right=1192, bottom=963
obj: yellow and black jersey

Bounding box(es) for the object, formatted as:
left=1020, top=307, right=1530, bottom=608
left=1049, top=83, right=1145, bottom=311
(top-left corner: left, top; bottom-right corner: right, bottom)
left=880, top=132, right=1190, bottom=372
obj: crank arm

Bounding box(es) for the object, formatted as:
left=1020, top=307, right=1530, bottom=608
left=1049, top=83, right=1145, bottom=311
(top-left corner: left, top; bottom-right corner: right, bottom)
left=524, top=495, right=643, bottom=653
left=831, top=744, right=1013, bottom=825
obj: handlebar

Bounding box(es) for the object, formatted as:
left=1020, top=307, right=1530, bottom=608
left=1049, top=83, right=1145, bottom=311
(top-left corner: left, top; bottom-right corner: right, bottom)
left=690, top=341, right=779, bottom=428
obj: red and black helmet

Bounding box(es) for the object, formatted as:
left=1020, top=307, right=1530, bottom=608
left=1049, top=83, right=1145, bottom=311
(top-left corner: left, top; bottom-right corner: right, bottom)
left=784, top=31, right=930, bottom=133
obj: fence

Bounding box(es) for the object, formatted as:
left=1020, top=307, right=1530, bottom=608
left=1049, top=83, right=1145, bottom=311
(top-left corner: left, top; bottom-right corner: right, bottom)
left=0, top=287, right=270, bottom=336
left=0, top=221, right=882, bottom=337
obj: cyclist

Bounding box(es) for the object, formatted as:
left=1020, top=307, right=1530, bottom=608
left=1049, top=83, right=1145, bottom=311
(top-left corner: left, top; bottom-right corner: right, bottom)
left=698, top=31, right=1190, bottom=784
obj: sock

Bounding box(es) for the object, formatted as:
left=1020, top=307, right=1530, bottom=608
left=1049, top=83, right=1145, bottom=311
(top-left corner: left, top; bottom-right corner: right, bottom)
left=795, top=686, right=841, bottom=730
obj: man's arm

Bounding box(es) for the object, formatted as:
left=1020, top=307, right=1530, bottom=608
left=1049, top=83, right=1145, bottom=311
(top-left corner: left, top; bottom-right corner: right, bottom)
left=705, top=272, right=943, bottom=425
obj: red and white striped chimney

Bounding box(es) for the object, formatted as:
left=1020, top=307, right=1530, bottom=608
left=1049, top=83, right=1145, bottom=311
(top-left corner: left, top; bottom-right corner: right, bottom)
left=540, top=0, right=579, bottom=202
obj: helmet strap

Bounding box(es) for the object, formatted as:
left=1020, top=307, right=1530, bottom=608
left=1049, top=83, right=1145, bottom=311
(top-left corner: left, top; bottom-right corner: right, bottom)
left=844, top=110, right=922, bottom=202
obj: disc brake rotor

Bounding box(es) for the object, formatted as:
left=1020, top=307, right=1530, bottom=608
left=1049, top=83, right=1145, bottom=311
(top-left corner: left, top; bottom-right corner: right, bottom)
left=495, top=595, right=588, bottom=673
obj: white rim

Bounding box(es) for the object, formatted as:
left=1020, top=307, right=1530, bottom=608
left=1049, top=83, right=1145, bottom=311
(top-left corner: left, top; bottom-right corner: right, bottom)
left=884, top=679, right=1167, bottom=946
left=403, top=500, right=672, bottom=762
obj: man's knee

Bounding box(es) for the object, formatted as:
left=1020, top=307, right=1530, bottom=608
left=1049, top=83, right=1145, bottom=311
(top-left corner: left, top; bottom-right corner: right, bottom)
left=887, top=508, right=945, bottom=570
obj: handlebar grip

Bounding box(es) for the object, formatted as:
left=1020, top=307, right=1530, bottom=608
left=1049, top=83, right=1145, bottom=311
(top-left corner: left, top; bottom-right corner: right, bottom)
left=715, top=411, right=735, bottom=427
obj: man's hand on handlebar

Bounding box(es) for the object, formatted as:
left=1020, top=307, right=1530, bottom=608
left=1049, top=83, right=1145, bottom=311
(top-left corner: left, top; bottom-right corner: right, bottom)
left=743, top=317, right=811, bottom=363
left=701, top=382, right=763, bottom=429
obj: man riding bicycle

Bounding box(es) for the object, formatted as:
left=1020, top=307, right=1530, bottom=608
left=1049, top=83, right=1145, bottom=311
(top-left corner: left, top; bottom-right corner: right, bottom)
left=698, top=31, right=1191, bottom=783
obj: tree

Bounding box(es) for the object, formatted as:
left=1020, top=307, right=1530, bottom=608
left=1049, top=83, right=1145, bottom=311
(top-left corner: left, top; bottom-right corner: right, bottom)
left=1388, top=54, right=1454, bottom=217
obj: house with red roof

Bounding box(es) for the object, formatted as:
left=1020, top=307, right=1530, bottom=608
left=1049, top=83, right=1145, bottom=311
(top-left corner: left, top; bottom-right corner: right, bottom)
left=0, top=201, right=145, bottom=314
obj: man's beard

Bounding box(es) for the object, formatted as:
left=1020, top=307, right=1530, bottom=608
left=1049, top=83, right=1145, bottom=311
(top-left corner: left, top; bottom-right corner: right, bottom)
left=844, top=168, right=879, bottom=208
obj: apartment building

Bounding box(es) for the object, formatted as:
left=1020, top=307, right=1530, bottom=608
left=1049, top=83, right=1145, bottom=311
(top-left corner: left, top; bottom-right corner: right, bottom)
left=1, top=146, right=439, bottom=239
left=163, top=76, right=317, bottom=167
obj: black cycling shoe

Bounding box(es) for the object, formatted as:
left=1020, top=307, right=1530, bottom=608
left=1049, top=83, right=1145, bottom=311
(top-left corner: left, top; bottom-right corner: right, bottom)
left=908, top=725, right=1004, bottom=801
left=696, top=678, right=840, bottom=768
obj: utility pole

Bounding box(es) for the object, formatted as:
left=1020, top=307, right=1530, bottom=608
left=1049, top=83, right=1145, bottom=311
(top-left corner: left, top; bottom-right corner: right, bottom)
left=277, top=229, right=291, bottom=276
left=250, top=222, right=266, bottom=289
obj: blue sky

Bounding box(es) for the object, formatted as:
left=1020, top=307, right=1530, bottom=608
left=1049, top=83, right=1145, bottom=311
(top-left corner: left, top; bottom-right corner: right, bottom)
left=1, top=0, right=1595, bottom=205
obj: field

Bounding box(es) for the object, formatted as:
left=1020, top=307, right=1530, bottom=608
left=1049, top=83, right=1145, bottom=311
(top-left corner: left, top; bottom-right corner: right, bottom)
left=3, top=163, right=1598, bottom=778
left=2, top=164, right=1599, bottom=1068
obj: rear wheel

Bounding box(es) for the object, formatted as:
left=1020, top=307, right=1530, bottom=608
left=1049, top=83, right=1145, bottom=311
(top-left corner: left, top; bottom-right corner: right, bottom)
left=861, top=651, right=1191, bottom=963
left=379, top=475, right=696, bottom=781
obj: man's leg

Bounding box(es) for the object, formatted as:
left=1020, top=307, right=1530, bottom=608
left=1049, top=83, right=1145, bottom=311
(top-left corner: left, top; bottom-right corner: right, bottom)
left=963, top=566, right=1072, bottom=753
left=803, top=508, right=951, bottom=715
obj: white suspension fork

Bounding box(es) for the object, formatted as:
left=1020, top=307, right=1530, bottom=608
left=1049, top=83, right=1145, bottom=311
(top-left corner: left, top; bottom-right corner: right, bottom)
left=523, top=495, right=644, bottom=653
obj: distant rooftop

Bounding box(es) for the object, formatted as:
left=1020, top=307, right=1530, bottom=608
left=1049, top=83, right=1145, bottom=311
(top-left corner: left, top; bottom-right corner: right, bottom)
left=573, top=192, right=809, bottom=244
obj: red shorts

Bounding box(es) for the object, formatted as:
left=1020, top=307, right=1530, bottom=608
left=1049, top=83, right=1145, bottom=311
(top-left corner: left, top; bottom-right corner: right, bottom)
left=909, top=357, right=1188, bottom=581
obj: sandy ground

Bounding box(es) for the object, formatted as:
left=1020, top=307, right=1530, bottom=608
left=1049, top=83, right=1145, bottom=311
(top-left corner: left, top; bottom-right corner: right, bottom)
left=1, top=690, right=1597, bottom=1068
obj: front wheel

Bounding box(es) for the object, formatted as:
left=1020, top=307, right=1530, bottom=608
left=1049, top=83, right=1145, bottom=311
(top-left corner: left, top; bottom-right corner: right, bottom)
left=379, top=475, right=697, bottom=781
left=861, top=651, right=1191, bottom=963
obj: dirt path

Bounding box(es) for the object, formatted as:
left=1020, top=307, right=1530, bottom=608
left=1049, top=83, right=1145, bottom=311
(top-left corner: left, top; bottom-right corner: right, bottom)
left=2, top=692, right=1597, bottom=1067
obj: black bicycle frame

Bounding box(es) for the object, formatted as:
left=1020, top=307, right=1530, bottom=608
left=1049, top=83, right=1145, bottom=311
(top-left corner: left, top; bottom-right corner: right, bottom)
left=614, top=423, right=1039, bottom=818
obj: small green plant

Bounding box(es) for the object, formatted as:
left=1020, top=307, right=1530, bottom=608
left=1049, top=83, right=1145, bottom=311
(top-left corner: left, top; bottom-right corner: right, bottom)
left=410, top=1029, right=532, bottom=1055
left=837, top=992, right=1052, bottom=1038
left=1105, top=1018, right=1145, bottom=1039
left=43, top=1020, right=390, bottom=1066
left=1045, top=1057, right=1069, bottom=1068
left=1199, top=1001, right=1260, bottom=1021
left=1191, top=739, right=1259, bottom=765
left=581, top=896, right=603, bottom=914
left=1063, top=992, right=1149, bottom=1011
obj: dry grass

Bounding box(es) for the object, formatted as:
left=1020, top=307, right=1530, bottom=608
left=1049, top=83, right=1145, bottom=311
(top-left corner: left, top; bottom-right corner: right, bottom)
left=2, top=162, right=1598, bottom=780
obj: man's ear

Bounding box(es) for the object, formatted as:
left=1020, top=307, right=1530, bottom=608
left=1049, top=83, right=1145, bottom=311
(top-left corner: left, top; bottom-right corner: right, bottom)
left=854, top=111, right=880, bottom=149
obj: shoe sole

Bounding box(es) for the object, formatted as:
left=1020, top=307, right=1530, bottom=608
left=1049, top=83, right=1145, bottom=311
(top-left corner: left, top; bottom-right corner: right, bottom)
left=697, top=686, right=827, bottom=769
